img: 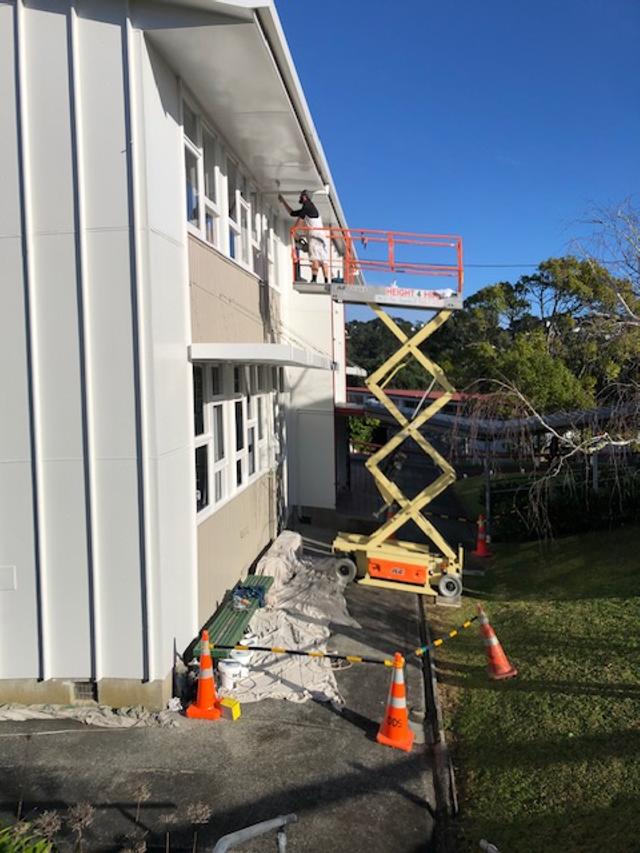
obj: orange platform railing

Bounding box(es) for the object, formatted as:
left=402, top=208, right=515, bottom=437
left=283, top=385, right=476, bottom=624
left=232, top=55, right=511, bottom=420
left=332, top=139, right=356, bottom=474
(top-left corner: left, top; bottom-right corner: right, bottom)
left=290, top=226, right=463, bottom=294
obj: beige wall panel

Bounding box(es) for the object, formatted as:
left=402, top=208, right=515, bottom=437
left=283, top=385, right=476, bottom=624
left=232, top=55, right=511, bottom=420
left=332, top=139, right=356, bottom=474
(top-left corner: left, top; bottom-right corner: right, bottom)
left=189, top=236, right=282, bottom=344
left=196, top=473, right=275, bottom=625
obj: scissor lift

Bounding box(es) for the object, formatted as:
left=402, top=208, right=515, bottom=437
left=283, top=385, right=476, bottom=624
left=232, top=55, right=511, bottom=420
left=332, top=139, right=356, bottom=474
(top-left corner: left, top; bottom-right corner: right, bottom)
left=292, top=226, right=465, bottom=599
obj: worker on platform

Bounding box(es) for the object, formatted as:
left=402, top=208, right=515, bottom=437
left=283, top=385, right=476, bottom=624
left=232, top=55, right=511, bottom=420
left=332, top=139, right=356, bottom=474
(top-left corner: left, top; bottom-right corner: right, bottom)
left=279, top=189, right=330, bottom=283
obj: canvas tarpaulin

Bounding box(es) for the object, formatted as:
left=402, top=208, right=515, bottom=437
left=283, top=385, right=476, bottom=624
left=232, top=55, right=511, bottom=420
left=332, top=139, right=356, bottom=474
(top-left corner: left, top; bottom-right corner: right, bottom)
left=218, top=531, right=359, bottom=706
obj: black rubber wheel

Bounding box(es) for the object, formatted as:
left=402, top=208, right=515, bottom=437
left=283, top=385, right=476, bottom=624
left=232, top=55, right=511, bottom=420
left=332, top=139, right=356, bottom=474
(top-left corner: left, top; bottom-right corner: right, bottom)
left=334, top=557, right=357, bottom=585
left=438, top=573, right=463, bottom=598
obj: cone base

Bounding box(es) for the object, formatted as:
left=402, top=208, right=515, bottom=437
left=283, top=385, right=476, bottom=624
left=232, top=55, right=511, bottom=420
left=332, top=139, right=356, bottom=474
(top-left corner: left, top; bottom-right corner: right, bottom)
left=376, top=730, right=414, bottom=753
left=488, top=665, right=518, bottom=681
left=472, top=549, right=492, bottom=558
left=185, top=702, right=222, bottom=720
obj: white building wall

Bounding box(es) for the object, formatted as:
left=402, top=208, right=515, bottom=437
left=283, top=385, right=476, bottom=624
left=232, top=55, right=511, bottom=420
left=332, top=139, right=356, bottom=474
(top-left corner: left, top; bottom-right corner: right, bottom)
left=0, top=0, right=340, bottom=692
left=135, top=34, right=198, bottom=678
left=286, top=290, right=336, bottom=509
left=18, top=0, right=92, bottom=679
left=75, top=0, right=144, bottom=681
left=0, top=0, right=41, bottom=680
left=0, top=1, right=196, bottom=690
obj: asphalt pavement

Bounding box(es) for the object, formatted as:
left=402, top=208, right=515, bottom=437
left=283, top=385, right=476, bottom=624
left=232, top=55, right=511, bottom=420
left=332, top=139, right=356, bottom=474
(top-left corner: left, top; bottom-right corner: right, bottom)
left=0, top=581, right=434, bottom=852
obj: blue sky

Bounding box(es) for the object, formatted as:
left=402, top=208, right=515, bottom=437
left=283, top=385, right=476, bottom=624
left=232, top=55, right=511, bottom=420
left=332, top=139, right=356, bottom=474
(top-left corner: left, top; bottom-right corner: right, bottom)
left=278, top=0, right=640, bottom=320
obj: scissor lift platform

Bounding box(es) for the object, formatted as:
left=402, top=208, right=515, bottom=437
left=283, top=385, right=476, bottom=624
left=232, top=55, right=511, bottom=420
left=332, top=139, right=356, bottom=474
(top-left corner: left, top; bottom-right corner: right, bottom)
left=293, top=280, right=464, bottom=310
left=291, top=225, right=466, bottom=600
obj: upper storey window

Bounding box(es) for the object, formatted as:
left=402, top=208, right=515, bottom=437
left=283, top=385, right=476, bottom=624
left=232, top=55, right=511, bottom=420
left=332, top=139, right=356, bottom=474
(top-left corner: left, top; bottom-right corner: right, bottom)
left=183, top=98, right=221, bottom=249
left=182, top=94, right=282, bottom=283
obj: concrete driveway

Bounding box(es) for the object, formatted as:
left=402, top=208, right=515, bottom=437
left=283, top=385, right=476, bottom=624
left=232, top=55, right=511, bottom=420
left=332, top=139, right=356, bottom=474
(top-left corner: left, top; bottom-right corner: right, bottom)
left=0, top=584, right=434, bottom=852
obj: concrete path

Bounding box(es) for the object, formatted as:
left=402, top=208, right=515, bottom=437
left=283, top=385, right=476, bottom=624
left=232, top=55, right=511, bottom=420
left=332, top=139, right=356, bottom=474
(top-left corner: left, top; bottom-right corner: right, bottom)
left=0, top=585, right=434, bottom=852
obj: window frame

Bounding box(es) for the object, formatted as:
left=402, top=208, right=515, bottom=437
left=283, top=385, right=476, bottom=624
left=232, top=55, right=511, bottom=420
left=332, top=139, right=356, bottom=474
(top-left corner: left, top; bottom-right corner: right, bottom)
left=193, top=362, right=279, bottom=522
left=182, top=94, right=221, bottom=250
left=181, top=89, right=284, bottom=282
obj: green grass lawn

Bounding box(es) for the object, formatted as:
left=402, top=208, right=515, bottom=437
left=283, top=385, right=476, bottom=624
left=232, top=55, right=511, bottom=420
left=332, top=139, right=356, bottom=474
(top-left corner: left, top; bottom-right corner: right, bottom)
left=427, top=525, right=640, bottom=853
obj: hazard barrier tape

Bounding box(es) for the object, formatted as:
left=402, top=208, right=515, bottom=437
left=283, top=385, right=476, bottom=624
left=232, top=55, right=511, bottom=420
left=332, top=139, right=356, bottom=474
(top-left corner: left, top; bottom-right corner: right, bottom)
left=414, top=613, right=479, bottom=657
left=193, top=615, right=481, bottom=667
left=197, top=641, right=395, bottom=667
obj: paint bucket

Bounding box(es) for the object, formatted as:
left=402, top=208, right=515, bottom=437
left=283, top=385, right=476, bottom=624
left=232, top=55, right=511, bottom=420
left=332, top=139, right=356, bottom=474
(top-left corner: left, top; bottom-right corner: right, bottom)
left=217, top=659, right=243, bottom=690
left=229, top=647, right=252, bottom=668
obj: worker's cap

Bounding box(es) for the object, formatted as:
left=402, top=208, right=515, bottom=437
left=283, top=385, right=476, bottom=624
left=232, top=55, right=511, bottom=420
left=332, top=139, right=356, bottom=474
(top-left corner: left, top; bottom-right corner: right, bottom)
left=299, top=189, right=310, bottom=201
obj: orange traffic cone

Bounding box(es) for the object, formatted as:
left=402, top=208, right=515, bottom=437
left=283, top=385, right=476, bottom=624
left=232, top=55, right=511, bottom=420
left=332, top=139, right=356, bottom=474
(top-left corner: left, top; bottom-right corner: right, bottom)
left=472, top=514, right=492, bottom=557
left=377, top=652, right=414, bottom=752
left=186, top=630, right=222, bottom=720
left=477, top=606, right=517, bottom=680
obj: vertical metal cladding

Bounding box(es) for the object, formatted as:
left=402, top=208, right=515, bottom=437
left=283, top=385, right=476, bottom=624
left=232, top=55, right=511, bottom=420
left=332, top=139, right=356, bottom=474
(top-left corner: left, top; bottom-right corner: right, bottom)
left=1, top=0, right=152, bottom=683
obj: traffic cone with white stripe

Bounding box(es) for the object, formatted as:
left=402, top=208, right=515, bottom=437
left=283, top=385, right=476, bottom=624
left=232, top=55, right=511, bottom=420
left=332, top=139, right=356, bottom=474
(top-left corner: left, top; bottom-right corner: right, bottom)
left=186, top=630, right=222, bottom=720
left=376, top=652, right=414, bottom=752
left=477, top=606, right=517, bottom=680
left=472, top=514, right=491, bottom=557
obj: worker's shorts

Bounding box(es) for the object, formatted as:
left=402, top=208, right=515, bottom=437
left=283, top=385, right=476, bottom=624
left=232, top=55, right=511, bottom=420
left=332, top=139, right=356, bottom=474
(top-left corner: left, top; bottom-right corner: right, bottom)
left=309, top=235, right=329, bottom=262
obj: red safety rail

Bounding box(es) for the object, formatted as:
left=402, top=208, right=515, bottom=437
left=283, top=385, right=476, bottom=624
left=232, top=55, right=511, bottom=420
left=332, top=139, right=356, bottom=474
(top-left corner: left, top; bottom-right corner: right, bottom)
left=290, top=226, right=464, bottom=294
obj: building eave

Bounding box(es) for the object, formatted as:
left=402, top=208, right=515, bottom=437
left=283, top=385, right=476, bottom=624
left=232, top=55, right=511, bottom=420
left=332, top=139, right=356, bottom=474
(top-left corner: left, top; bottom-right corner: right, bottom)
left=189, top=342, right=335, bottom=371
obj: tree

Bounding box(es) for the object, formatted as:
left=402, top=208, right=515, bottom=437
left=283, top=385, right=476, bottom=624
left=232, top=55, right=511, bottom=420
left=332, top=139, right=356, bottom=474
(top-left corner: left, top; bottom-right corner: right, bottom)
left=346, top=250, right=640, bottom=413
left=577, top=198, right=640, bottom=322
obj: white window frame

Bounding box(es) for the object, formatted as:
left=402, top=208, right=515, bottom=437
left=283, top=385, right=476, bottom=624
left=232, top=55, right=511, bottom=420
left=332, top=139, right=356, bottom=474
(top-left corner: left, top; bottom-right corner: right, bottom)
left=266, top=209, right=281, bottom=290
left=210, top=365, right=227, bottom=505
left=232, top=366, right=247, bottom=490
left=182, top=95, right=221, bottom=249
left=193, top=363, right=210, bottom=513
left=182, top=86, right=277, bottom=281
left=194, top=362, right=279, bottom=523
left=202, top=126, right=221, bottom=248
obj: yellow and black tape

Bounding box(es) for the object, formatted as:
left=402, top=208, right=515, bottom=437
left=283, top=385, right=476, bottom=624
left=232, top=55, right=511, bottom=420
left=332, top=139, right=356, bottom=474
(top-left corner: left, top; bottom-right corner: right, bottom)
left=196, top=614, right=480, bottom=668
left=203, top=641, right=395, bottom=668
left=414, top=613, right=479, bottom=656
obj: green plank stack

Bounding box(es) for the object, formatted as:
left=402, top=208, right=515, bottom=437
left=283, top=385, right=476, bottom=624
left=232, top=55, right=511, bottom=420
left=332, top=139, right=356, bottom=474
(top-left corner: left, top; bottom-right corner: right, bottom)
left=187, top=575, right=274, bottom=661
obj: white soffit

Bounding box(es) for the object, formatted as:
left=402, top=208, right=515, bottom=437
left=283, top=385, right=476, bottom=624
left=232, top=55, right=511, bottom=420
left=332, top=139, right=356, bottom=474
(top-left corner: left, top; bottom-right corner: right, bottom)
left=140, top=3, right=340, bottom=226
left=188, top=343, right=334, bottom=370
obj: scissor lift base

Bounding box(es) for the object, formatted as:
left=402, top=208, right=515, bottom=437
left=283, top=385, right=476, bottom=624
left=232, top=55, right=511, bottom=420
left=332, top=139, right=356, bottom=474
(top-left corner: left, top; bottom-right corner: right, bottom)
left=333, top=531, right=462, bottom=598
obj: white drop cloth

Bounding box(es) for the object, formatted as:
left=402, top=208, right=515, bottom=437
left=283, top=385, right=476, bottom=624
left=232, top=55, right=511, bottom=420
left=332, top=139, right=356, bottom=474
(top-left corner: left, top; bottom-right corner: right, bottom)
left=0, top=703, right=178, bottom=728
left=219, top=532, right=359, bottom=707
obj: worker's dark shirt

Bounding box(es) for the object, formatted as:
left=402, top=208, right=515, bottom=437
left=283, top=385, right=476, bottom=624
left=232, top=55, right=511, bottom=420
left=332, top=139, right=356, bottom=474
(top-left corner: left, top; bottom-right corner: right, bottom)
left=290, top=199, right=319, bottom=219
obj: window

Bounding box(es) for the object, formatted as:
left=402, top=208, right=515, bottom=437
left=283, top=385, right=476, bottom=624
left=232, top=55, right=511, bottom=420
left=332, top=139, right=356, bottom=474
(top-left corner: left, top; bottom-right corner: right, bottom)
left=195, top=445, right=208, bottom=511
left=183, top=102, right=198, bottom=144
left=202, top=130, right=219, bottom=246
left=193, top=366, right=204, bottom=435
left=250, top=189, right=264, bottom=276
left=185, top=149, right=199, bottom=227
left=258, top=396, right=264, bottom=441
left=182, top=97, right=262, bottom=272
left=235, top=400, right=244, bottom=451
left=248, top=426, right=256, bottom=476
left=239, top=199, right=251, bottom=266
left=193, top=362, right=276, bottom=518
left=234, top=366, right=242, bottom=394
left=183, top=99, right=220, bottom=248
left=267, top=212, right=280, bottom=288
left=226, top=157, right=251, bottom=269
left=213, top=403, right=225, bottom=502
left=227, top=157, right=238, bottom=220
left=203, top=130, right=217, bottom=204
left=211, top=365, right=222, bottom=396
